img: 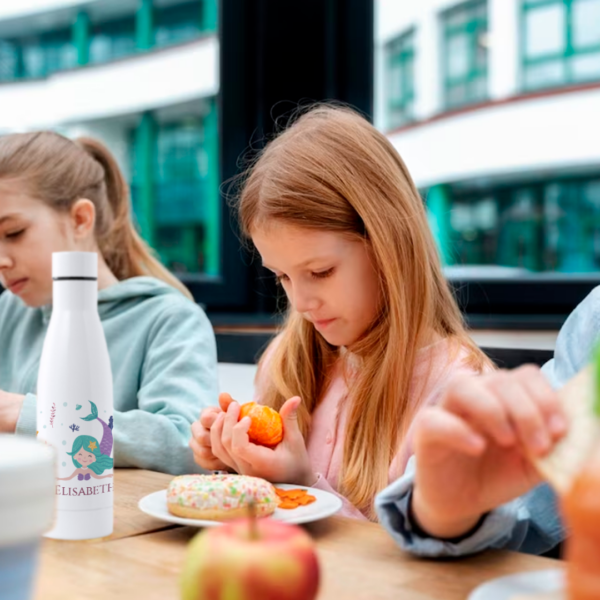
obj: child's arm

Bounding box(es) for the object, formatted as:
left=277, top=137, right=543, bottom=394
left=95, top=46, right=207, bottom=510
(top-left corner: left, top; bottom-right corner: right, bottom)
left=375, top=366, right=567, bottom=556
left=57, top=471, right=79, bottom=481
left=541, top=286, right=600, bottom=387
left=376, top=456, right=563, bottom=556
left=106, top=300, right=219, bottom=475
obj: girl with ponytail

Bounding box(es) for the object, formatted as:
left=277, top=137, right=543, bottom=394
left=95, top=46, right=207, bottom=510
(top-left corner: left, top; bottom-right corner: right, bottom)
left=0, top=131, right=218, bottom=475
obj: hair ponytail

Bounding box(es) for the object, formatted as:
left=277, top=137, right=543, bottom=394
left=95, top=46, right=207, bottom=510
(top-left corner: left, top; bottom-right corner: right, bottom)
left=0, top=130, right=193, bottom=300
left=76, top=137, right=193, bottom=300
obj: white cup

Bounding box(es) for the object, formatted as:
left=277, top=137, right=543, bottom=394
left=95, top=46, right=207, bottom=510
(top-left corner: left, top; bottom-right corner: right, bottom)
left=0, top=435, right=56, bottom=600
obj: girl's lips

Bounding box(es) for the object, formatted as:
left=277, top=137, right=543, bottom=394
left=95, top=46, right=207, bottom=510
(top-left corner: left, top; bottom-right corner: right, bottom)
left=314, top=318, right=337, bottom=329
left=8, top=278, right=27, bottom=294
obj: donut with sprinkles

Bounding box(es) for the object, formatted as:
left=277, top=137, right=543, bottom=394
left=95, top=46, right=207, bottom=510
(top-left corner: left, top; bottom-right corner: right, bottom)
left=167, top=474, right=279, bottom=521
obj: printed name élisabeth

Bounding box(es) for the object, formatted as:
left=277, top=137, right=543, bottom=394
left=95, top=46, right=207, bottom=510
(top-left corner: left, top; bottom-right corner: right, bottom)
left=56, top=483, right=113, bottom=496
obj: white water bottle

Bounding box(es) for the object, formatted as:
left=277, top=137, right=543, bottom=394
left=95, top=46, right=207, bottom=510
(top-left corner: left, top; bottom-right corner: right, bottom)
left=37, top=252, right=114, bottom=540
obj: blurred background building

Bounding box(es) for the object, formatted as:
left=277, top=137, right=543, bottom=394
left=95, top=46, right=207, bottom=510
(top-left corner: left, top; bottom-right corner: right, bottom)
left=0, top=0, right=219, bottom=278
left=1, top=0, right=599, bottom=329
left=375, top=0, right=600, bottom=275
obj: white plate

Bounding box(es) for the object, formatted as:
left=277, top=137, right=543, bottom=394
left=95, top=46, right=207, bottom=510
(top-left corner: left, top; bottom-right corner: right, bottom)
left=468, top=569, right=564, bottom=600
left=138, top=483, right=343, bottom=528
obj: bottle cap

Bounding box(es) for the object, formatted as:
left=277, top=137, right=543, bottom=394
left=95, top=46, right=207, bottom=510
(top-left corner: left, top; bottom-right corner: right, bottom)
left=52, top=252, right=97, bottom=280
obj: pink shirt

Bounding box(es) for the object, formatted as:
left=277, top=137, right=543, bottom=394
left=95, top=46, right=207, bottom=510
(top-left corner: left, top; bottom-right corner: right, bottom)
left=257, top=338, right=482, bottom=520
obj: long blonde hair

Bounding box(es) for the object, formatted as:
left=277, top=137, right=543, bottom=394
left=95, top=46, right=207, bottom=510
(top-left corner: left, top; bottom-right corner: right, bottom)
left=0, top=131, right=192, bottom=299
left=238, top=105, right=492, bottom=519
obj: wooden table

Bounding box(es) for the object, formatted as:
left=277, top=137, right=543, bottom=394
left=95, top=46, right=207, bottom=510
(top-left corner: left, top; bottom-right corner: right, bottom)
left=35, top=469, right=561, bottom=600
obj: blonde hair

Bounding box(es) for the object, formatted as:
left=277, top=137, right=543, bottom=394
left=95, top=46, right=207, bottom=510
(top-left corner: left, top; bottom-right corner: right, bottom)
left=238, top=105, right=492, bottom=519
left=0, top=131, right=192, bottom=300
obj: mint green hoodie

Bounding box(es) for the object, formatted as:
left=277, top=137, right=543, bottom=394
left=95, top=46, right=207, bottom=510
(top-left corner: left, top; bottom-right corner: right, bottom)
left=1, top=277, right=218, bottom=475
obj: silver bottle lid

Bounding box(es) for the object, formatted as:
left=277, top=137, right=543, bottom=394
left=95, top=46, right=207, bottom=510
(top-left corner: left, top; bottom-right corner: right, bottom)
left=52, top=252, right=97, bottom=280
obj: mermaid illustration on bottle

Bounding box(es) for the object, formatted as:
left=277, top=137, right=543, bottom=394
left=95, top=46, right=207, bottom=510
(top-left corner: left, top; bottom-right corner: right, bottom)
left=58, top=401, right=114, bottom=481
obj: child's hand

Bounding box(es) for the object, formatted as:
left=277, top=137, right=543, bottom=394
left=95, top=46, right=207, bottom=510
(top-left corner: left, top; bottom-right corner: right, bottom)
left=210, top=397, right=316, bottom=486
left=410, top=366, right=568, bottom=540
left=0, top=390, right=25, bottom=433
left=189, top=393, right=235, bottom=471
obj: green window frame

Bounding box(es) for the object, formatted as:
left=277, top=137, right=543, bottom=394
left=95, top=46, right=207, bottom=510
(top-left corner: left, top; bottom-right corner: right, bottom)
left=154, top=0, right=204, bottom=48
left=0, top=40, right=23, bottom=81
left=441, top=0, right=489, bottom=110
left=521, top=0, right=600, bottom=91
left=7, top=28, right=76, bottom=80
left=154, top=118, right=212, bottom=274
left=130, top=102, right=219, bottom=276
left=385, top=29, right=415, bottom=129
left=89, top=15, right=136, bottom=65
left=0, top=1, right=218, bottom=81
left=445, top=175, right=600, bottom=272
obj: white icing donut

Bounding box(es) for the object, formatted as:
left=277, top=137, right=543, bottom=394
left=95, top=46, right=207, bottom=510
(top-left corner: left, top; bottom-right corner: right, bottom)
left=167, top=474, right=279, bottom=521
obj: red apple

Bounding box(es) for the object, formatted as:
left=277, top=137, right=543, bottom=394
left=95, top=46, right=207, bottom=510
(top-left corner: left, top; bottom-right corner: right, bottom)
left=180, top=518, right=320, bottom=600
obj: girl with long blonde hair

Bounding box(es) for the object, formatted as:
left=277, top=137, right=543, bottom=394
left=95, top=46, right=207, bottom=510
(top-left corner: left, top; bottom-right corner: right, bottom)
left=0, top=131, right=218, bottom=475
left=191, top=105, right=491, bottom=519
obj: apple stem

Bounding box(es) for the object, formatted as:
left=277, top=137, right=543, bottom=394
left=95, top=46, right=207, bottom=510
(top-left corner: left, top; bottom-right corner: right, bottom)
left=248, top=499, right=258, bottom=540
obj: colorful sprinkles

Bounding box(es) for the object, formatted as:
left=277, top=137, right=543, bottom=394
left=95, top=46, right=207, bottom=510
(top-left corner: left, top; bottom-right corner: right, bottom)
left=167, top=474, right=278, bottom=512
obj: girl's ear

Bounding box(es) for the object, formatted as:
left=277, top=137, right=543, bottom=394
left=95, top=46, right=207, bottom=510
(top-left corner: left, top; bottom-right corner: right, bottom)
left=70, top=199, right=96, bottom=242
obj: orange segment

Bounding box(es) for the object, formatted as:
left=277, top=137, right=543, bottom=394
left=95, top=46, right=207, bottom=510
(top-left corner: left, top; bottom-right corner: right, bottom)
left=239, top=402, right=283, bottom=448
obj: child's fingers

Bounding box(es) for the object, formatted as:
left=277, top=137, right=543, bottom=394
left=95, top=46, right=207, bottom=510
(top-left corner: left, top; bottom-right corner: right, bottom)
left=230, top=417, right=252, bottom=454
left=189, top=437, right=221, bottom=470
left=200, top=407, right=221, bottom=429
left=442, top=374, right=516, bottom=447
left=414, top=407, right=487, bottom=457
left=488, top=373, right=551, bottom=456
left=221, top=401, right=240, bottom=453
left=229, top=418, right=256, bottom=470
left=189, top=436, right=213, bottom=462
left=231, top=418, right=272, bottom=464
left=219, top=393, right=235, bottom=412
left=514, top=365, right=567, bottom=440
left=191, top=422, right=212, bottom=449
left=210, top=412, right=235, bottom=468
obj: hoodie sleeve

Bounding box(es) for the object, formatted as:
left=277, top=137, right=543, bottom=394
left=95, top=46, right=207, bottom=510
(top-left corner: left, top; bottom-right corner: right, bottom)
left=111, top=298, right=218, bottom=475
left=375, top=457, right=564, bottom=557
left=15, top=297, right=219, bottom=475
left=541, top=285, right=600, bottom=387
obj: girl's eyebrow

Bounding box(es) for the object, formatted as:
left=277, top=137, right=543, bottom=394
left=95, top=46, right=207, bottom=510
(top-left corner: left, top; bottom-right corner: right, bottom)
left=0, top=214, right=20, bottom=226
left=263, top=256, right=335, bottom=271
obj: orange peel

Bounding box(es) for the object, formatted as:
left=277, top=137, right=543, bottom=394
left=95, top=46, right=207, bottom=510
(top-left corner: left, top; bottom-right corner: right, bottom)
left=274, top=487, right=316, bottom=509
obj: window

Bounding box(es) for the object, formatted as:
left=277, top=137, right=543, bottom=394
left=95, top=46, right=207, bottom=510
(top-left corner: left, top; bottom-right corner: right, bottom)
left=130, top=109, right=218, bottom=277
left=90, top=15, right=136, bottom=65
left=385, top=30, right=415, bottom=128
left=154, top=0, right=204, bottom=48
left=155, top=120, right=212, bottom=273
left=522, top=0, right=600, bottom=91
left=0, top=40, right=21, bottom=81
left=18, top=29, right=75, bottom=79
left=441, top=0, right=489, bottom=109
left=446, top=176, right=600, bottom=273
left=384, top=30, right=415, bottom=129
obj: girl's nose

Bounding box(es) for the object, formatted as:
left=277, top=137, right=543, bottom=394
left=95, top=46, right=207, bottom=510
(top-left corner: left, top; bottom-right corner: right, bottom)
left=0, top=253, right=13, bottom=270
left=292, top=286, right=320, bottom=314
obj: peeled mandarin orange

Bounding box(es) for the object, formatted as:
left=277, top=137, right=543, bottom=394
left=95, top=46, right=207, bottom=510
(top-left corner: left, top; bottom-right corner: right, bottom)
left=238, top=402, right=283, bottom=448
